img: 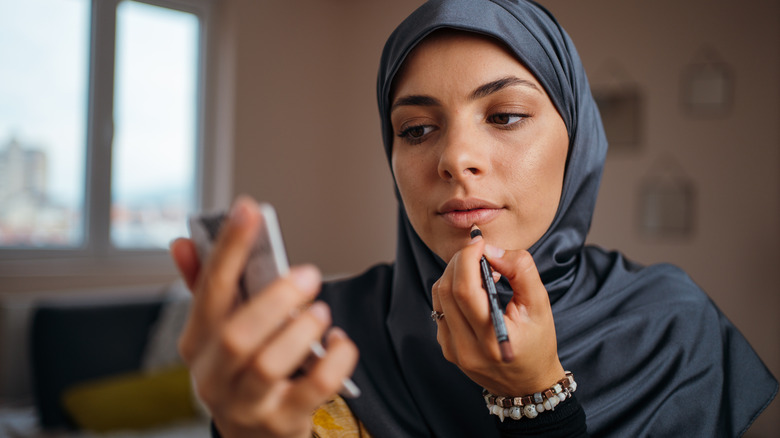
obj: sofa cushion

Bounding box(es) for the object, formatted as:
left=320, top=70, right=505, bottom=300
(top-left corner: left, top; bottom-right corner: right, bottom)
left=30, top=296, right=164, bottom=429
left=61, top=365, right=197, bottom=432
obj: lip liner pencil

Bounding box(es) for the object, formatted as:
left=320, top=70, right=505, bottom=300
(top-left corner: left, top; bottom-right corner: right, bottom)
left=470, top=225, right=514, bottom=363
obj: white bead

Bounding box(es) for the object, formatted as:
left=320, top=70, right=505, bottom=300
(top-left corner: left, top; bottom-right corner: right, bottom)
left=524, top=404, right=538, bottom=418
left=487, top=403, right=494, bottom=414
left=570, top=381, right=578, bottom=392
left=509, top=406, right=523, bottom=420
left=543, top=398, right=553, bottom=411
left=536, top=403, right=544, bottom=413
left=498, top=410, right=506, bottom=422
left=558, top=393, right=567, bottom=402
left=549, top=394, right=560, bottom=408
left=492, top=404, right=502, bottom=416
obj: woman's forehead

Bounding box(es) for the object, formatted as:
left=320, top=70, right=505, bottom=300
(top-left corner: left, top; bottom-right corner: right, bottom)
left=390, top=29, right=540, bottom=102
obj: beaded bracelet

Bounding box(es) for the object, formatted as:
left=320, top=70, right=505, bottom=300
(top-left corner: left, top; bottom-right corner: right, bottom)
left=482, top=371, right=577, bottom=422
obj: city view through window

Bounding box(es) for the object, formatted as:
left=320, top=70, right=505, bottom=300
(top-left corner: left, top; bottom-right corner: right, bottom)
left=0, top=0, right=200, bottom=250
left=0, top=0, right=89, bottom=248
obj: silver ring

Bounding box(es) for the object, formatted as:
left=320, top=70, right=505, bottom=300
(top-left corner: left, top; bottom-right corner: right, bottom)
left=431, top=310, right=445, bottom=321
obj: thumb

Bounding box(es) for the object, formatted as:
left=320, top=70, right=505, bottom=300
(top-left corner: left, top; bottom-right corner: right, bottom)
left=483, top=246, right=550, bottom=316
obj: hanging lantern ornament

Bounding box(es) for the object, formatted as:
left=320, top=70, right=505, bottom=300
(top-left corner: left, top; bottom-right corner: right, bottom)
left=681, top=46, right=734, bottom=117
left=638, top=155, right=696, bottom=238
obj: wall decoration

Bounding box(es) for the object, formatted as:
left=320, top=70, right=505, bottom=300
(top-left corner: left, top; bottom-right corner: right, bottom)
left=591, top=61, right=643, bottom=153
left=681, top=47, right=733, bottom=117
left=638, top=155, right=696, bottom=238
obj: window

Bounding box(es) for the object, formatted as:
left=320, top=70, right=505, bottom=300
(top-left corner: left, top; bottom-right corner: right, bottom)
left=0, top=0, right=90, bottom=247
left=112, top=1, right=200, bottom=248
left=0, top=0, right=211, bottom=260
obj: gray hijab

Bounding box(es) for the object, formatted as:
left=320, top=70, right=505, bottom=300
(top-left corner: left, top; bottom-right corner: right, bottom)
left=322, top=1, right=777, bottom=436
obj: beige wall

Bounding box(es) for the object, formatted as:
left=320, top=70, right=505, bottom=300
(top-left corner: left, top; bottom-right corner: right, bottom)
left=222, top=0, right=405, bottom=277
left=1, top=0, right=777, bottom=434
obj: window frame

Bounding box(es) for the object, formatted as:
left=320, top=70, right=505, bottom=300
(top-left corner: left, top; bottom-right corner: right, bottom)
left=0, top=0, right=216, bottom=277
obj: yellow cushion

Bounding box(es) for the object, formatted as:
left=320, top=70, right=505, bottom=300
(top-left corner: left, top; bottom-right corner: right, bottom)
left=61, top=365, right=198, bottom=433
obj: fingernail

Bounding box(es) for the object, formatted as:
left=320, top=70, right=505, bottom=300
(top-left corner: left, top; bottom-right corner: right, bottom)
left=328, top=326, right=347, bottom=340
left=484, top=244, right=505, bottom=258
left=290, top=265, right=321, bottom=295
left=229, top=198, right=250, bottom=225
left=308, top=301, right=331, bottom=323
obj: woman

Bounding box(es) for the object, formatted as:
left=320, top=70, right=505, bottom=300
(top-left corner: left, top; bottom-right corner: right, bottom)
left=170, top=1, right=777, bottom=437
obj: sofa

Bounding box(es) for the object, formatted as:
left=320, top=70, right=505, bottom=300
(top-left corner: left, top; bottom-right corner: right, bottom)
left=0, top=282, right=210, bottom=437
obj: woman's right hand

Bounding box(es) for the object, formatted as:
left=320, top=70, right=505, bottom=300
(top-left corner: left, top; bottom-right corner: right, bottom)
left=431, top=235, right=564, bottom=398
left=169, top=196, right=359, bottom=438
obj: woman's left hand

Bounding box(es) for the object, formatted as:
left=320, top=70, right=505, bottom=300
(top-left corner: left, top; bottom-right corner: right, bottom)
left=432, top=233, right=564, bottom=396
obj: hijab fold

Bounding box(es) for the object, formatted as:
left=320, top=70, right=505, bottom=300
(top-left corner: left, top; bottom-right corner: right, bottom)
left=322, top=1, right=777, bottom=436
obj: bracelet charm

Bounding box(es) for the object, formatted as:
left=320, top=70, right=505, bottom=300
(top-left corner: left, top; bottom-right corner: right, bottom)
left=482, top=371, right=577, bottom=422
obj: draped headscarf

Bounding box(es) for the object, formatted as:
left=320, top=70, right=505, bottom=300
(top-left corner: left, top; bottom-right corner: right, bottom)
left=321, top=1, right=777, bottom=436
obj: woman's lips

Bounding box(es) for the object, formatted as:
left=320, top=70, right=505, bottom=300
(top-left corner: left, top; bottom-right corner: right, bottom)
left=438, top=199, right=503, bottom=228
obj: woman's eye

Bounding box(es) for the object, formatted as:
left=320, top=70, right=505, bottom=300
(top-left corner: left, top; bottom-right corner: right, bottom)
left=488, top=113, right=526, bottom=126
left=397, top=124, right=435, bottom=143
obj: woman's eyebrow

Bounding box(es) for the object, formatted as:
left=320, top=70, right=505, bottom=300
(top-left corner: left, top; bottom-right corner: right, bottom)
left=391, top=94, right=440, bottom=112
left=391, top=77, right=540, bottom=112
left=470, top=76, right=541, bottom=100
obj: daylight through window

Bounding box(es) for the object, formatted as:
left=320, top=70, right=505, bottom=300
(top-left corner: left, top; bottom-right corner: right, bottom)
left=0, top=0, right=208, bottom=252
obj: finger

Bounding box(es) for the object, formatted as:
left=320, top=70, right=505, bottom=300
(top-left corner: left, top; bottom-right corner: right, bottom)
left=431, top=278, right=456, bottom=358
left=448, top=237, right=514, bottom=363
left=448, top=237, right=494, bottom=336
left=193, top=196, right=261, bottom=324
left=227, top=323, right=353, bottom=435
left=223, top=300, right=330, bottom=431
left=288, top=327, right=359, bottom=410
left=431, top=278, right=443, bottom=315
left=484, top=246, right=550, bottom=317
left=251, top=301, right=331, bottom=383
left=216, top=265, right=322, bottom=377
left=436, top=243, right=483, bottom=348
left=170, top=238, right=200, bottom=292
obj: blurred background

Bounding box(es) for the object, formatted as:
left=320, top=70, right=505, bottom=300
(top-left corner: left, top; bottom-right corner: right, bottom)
left=0, top=0, right=777, bottom=436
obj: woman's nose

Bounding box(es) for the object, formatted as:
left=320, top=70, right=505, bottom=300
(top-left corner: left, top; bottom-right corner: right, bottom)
left=437, top=126, right=487, bottom=181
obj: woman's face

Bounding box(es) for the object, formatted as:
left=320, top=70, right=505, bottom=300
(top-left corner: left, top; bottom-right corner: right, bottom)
left=390, top=31, right=569, bottom=262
